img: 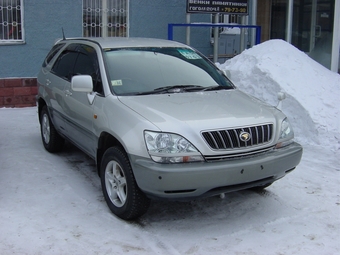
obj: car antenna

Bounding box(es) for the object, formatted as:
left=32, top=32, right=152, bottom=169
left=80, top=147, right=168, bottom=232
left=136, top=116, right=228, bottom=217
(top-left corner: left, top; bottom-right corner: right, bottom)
left=62, top=27, right=66, bottom=40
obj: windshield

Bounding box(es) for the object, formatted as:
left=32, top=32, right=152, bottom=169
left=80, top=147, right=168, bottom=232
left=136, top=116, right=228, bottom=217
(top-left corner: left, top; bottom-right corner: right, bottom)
left=103, top=47, right=234, bottom=95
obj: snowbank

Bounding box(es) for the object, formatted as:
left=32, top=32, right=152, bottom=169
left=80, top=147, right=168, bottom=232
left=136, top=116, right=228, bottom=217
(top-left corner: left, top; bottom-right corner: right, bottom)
left=217, top=39, right=340, bottom=151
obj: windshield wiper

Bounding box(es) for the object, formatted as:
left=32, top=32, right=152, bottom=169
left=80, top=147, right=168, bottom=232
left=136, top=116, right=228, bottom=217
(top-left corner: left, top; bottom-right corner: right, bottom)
left=201, top=85, right=233, bottom=91
left=135, top=85, right=232, bottom=95
left=136, top=85, right=204, bottom=95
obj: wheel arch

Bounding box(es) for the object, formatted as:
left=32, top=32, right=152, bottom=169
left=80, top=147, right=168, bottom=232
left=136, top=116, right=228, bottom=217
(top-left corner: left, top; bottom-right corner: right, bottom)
left=37, top=98, right=47, bottom=124
left=96, top=132, right=127, bottom=176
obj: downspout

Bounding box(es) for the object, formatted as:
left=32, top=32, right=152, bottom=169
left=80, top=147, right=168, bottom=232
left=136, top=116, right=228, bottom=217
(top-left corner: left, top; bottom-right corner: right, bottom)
left=331, top=0, right=340, bottom=72
left=285, top=0, right=293, bottom=43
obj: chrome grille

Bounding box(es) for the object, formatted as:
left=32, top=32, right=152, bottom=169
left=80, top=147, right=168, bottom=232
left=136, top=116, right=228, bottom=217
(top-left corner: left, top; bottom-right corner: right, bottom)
left=204, top=146, right=275, bottom=162
left=202, top=124, right=273, bottom=150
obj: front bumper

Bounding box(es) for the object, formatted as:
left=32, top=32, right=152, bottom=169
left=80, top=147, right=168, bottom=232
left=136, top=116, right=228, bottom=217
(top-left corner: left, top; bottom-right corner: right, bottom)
left=130, top=142, right=303, bottom=200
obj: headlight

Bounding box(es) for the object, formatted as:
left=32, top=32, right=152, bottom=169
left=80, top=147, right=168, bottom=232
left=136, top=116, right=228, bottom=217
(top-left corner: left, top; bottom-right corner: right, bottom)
left=276, top=118, right=294, bottom=148
left=144, top=131, right=204, bottom=163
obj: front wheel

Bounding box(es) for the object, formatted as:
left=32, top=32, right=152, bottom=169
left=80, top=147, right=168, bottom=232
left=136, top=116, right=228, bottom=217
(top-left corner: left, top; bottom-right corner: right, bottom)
left=100, top=147, right=150, bottom=220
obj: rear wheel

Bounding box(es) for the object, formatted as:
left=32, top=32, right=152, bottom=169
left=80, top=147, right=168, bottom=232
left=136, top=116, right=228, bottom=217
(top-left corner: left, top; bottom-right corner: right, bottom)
left=40, top=106, right=64, bottom=152
left=100, top=147, right=150, bottom=220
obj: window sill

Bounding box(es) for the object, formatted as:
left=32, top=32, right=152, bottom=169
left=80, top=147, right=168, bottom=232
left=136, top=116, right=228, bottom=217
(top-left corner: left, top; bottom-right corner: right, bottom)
left=0, top=40, right=26, bottom=46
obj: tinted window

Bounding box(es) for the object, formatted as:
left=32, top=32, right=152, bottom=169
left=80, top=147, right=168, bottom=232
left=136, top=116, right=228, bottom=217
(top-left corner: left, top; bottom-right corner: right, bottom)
left=51, top=50, right=78, bottom=81
left=51, top=43, right=103, bottom=93
left=42, top=43, right=65, bottom=67
left=73, top=45, right=97, bottom=76
left=73, top=45, right=103, bottom=94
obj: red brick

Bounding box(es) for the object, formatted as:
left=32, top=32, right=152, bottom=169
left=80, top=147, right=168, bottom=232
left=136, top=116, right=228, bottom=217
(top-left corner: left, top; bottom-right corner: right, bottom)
left=4, top=96, right=22, bottom=106
left=31, top=86, right=38, bottom=95
left=4, top=78, right=22, bottom=88
left=0, top=78, right=39, bottom=107
left=22, top=78, right=37, bottom=87
left=14, top=87, right=32, bottom=96
left=15, top=101, right=36, bottom=107
left=15, top=104, right=31, bottom=108
left=0, top=87, right=14, bottom=97
left=22, top=95, right=36, bottom=104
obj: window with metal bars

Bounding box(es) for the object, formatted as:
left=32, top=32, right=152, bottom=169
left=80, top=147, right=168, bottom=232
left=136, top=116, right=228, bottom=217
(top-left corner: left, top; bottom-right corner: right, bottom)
left=211, top=13, right=243, bottom=37
left=0, top=0, right=24, bottom=43
left=83, top=0, right=128, bottom=37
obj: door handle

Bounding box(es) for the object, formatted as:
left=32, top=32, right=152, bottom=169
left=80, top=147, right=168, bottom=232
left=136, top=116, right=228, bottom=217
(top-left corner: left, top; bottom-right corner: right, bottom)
left=65, top=90, right=72, bottom=96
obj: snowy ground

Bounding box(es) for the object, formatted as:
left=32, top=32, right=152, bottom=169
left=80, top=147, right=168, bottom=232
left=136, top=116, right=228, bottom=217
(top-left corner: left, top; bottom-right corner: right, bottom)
left=0, top=40, right=339, bottom=254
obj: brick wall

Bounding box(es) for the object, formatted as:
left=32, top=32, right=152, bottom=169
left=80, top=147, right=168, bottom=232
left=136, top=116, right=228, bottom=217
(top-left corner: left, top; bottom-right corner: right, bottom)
left=0, top=78, right=37, bottom=108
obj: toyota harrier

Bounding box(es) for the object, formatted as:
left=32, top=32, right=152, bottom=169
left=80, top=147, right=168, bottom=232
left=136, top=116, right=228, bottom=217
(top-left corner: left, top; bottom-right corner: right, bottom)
left=37, top=37, right=303, bottom=220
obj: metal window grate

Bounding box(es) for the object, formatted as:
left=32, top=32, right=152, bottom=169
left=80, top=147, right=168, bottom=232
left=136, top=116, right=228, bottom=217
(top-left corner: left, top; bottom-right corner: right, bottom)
left=202, top=124, right=273, bottom=150
left=0, top=0, right=23, bottom=41
left=83, top=0, right=128, bottom=37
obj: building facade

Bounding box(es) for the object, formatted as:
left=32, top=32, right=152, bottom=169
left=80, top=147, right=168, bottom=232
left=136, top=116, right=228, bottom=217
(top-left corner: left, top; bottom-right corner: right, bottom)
left=0, top=0, right=339, bottom=107
left=256, top=0, right=339, bottom=72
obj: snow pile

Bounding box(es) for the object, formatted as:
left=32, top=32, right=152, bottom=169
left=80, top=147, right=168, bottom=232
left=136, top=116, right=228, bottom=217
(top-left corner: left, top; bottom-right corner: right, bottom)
left=217, top=39, right=340, bottom=151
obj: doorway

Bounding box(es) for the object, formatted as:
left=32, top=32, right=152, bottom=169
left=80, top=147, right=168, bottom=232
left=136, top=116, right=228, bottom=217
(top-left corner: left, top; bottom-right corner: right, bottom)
left=271, top=0, right=335, bottom=69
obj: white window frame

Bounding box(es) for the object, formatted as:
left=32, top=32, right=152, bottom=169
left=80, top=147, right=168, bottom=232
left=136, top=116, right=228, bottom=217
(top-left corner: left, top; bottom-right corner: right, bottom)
left=83, top=0, right=129, bottom=38
left=0, top=0, right=25, bottom=45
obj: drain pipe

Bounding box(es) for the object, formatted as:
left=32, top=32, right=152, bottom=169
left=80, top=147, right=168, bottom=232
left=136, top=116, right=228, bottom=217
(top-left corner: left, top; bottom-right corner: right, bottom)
left=186, top=13, right=190, bottom=45
left=213, top=14, right=219, bottom=63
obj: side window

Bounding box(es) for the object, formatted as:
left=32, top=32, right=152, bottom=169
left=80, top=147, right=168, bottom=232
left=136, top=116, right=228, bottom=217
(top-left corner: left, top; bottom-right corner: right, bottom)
left=42, top=43, right=65, bottom=67
left=73, top=45, right=103, bottom=94
left=51, top=50, right=78, bottom=81
left=51, top=43, right=103, bottom=94
left=73, top=50, right=96, bottom=76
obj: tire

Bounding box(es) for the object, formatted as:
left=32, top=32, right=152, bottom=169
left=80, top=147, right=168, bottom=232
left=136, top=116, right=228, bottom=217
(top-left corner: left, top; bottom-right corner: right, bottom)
left=100, top=147, right=150, bottom=220
left=40, top=106, right=64, bottom=152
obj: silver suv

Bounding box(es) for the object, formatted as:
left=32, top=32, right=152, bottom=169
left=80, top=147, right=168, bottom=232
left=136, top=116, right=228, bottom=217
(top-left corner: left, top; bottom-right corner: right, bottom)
left=37, top=37, right=302, bottom=220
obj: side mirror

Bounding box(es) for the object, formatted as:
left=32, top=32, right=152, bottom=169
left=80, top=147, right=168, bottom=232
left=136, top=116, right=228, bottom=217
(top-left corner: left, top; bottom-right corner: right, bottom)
left=71, top=75, right=93, bottom=93
left=277, top=92, right=286, bottom=110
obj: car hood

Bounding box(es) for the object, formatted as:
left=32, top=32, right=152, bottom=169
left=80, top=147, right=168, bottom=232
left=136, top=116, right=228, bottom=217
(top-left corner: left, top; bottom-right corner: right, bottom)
left=118, top=90, right=280, bottom=133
